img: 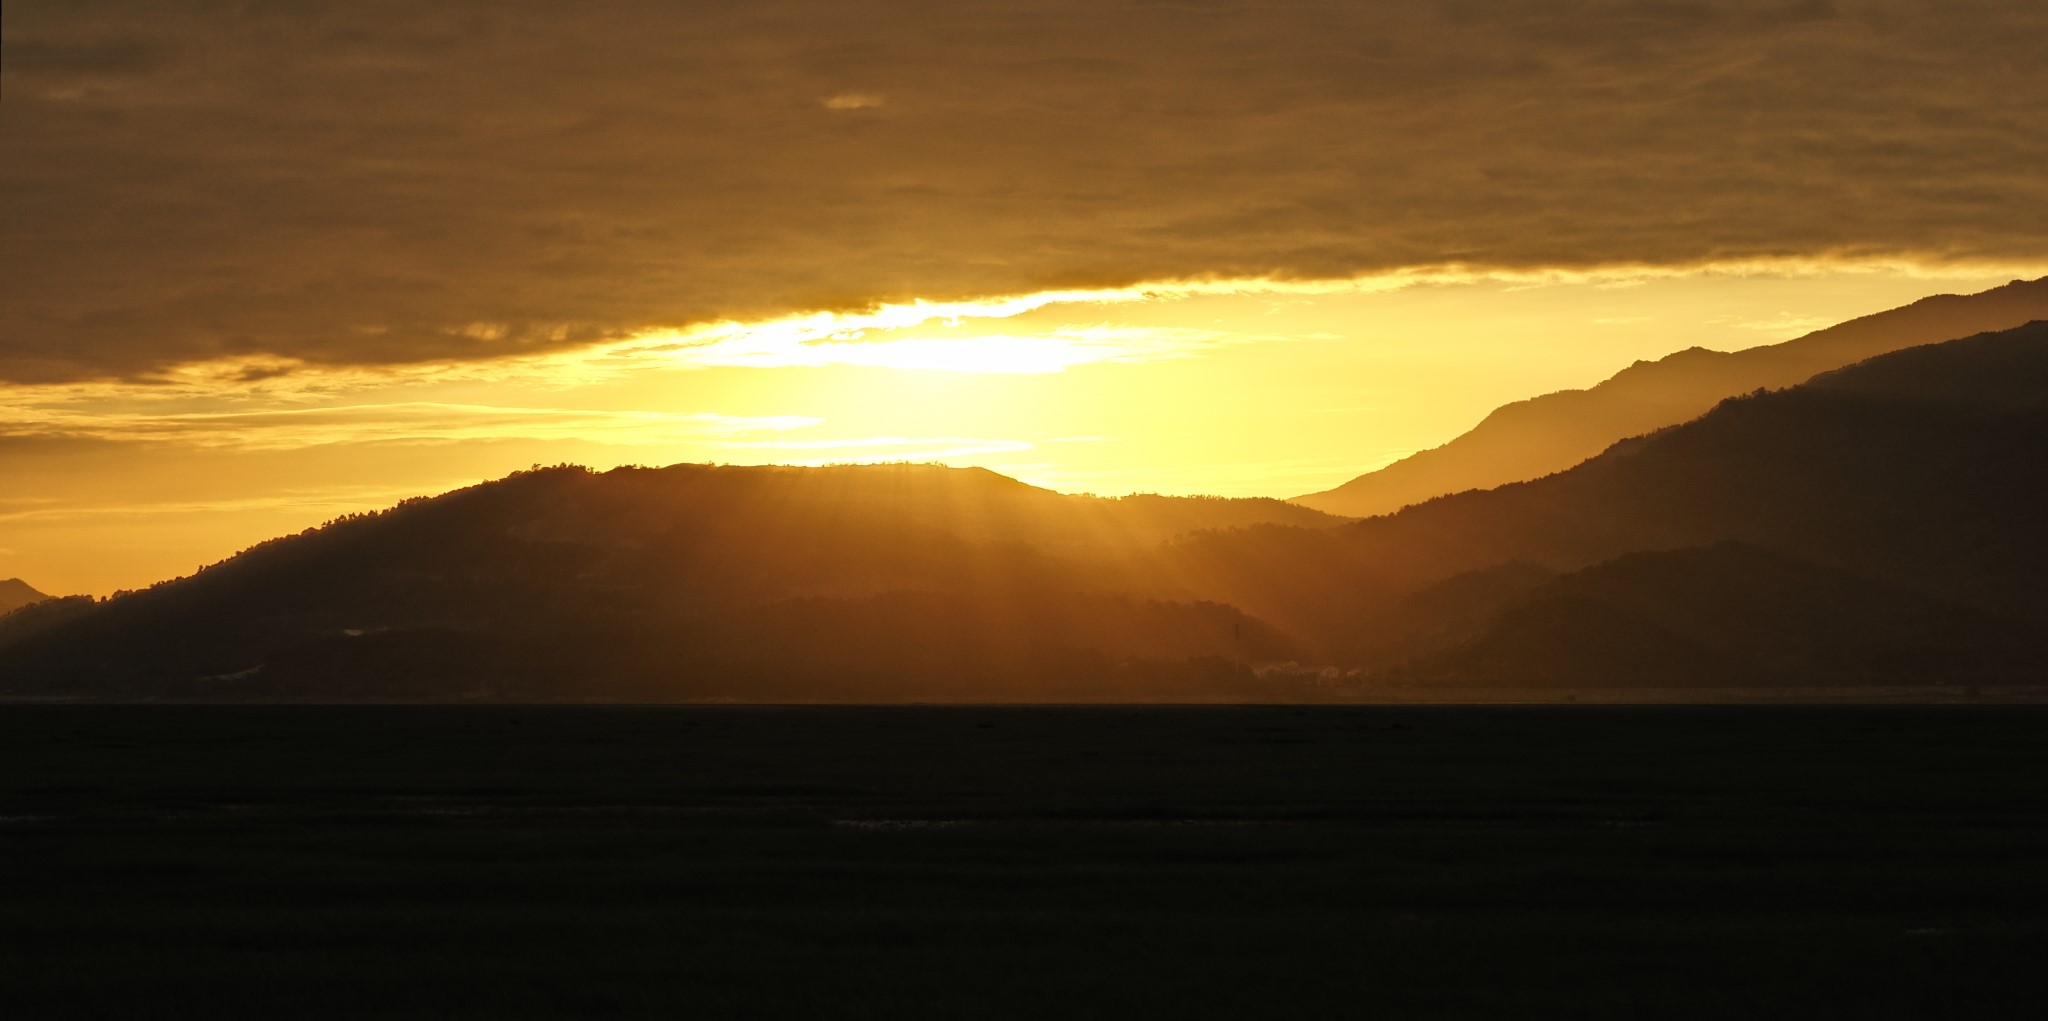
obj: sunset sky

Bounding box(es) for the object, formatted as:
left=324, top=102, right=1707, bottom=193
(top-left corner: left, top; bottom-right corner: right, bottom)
left=5, top=0, right=2046, bottom=596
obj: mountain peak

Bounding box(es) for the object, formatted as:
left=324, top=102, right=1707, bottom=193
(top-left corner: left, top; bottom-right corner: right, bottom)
left=0, top=579, right=51, bottom=616
left=1293, top=277, right=2048, bottom=518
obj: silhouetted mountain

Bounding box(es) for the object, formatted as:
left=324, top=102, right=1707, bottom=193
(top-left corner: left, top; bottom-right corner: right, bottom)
left=1163, top=322, right=2048, bottom=672
left=5, top=322, right=2042, bottom=701
left=1354, top=561, right=1559, bottom=666
left=1801, top=323, right=2048, bottom=411
left=0, top=578, right=49, bottom=616
left=0, top=596, right=97, bottom=651
left=0, top=465, right=1333, bottom=701
left=1294, top=277, right=2048, bottom=517
left=1331, top=322, right=2048, bottom=614
left=1389, top=543, right=2041, bottom=689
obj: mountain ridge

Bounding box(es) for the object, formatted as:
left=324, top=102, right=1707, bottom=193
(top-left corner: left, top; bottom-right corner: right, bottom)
left=4, top=321, right=2043, bottom=701
left=0, top=579, right=50, bottom=617
left=1389, top=542, right=2040, bottom=689
left=0, top=466, right=1336, bottom=701
left=1169, top=322, right=2048, bottom=664
left=1293, top=277, right=2048, bottom=517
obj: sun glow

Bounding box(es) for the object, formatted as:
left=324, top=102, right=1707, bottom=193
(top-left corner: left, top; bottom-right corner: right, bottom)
left=792, top=335, right=1100, bottom=374
left=9, top=259, right=2047, bottom=595
left=602, top=257, right=2048, bottom=378
left=669, top=328, right=1239, bottom=375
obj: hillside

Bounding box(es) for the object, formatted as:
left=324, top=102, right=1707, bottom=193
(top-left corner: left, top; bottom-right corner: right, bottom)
left=0, top=466, right=1337, bottom=701
left=1293, top=277, right=2048, bottom=517
left=1169, top=322, right=2048, bottom=666
left=1344, top=321, right=2048, bottom=611
left=0, top=578, right=49, bottom=616
left=1387, top=543, right=2041, bottom=689
left=4, top=325, right=2042, bottom=701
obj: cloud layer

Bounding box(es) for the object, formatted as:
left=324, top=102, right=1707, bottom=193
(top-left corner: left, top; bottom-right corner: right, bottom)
left=4, top=0, right=2044, bottom=382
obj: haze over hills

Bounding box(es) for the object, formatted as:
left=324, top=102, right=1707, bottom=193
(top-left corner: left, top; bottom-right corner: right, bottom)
left=0, top=579, right=49, bottom=617
left=1341, top=320, right=2048, bottom=608
left=2, top=321, right=2043, bottom=701
left=0, top=470, right=1336, bottom=701
left=1293, top=277, right=2048, bottom=518
left=1160, top=321, right=2048, bottom=677
left=1390, top=542, right=2037, bottom=690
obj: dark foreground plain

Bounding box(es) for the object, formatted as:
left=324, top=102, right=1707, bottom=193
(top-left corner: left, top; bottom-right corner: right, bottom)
left=4, top=706, right=2047, bottom=1019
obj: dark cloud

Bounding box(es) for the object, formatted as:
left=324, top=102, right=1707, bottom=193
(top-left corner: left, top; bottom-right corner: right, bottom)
left=3, top=0, right=2043, bottom=381
left=1, top=36, right=176, bottom=75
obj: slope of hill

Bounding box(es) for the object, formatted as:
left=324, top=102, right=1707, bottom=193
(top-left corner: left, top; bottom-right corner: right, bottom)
left=5, top=323, right=2042, bottom=701
left=1332, top=321, right=2048, bottom=616
left=1163, top=321, right=2048, bottom=665
left=1802, top=323, right=2048, bottom=411
left=1387, top=543, right=2041, bottom=689
left=0, top=579, right=49, bottom=616
left=1293, top=277, right=2048, bottom=517
left=0, top=595, right=96, bottom=649
left=0, top=465, right=1336, bottom=701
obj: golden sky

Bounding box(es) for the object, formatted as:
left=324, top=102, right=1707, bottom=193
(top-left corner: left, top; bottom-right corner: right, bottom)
left=3, top=2, right=2046, bottom=594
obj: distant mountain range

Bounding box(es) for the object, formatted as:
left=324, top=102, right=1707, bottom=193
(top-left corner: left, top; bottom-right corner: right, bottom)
left=1293, top=277, right=2048, bottom=517
left=2, top=312, right=2042, bottom=702
left=0, top=579, right=49, bottom=617
left=1194, top=321, right=2048, bottom=681
left=0, top=469, right=1341, bottom=701
left=1390, top=542, right=2036, bottom=690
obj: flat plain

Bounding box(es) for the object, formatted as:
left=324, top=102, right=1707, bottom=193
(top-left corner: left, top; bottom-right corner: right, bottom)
left=4, top=704, right=2047, bottom=1019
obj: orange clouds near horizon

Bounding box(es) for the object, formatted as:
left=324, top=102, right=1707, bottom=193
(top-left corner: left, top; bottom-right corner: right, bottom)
left=4, top=2, right=2044, bottom=594
left=5, top=2, right=2047, bottom=383
left=7, top=266, right=2043, bottom=596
